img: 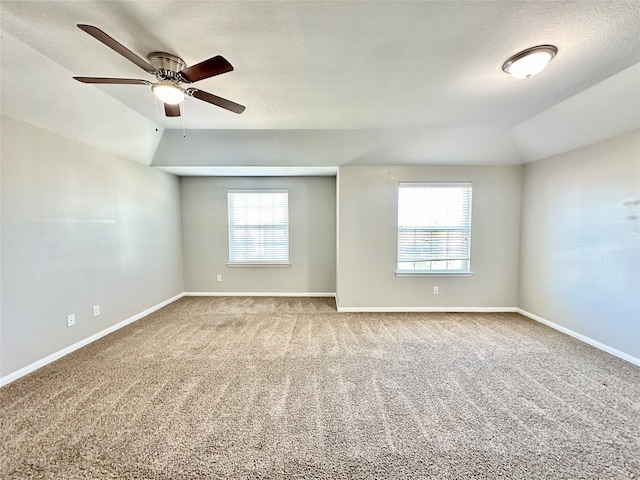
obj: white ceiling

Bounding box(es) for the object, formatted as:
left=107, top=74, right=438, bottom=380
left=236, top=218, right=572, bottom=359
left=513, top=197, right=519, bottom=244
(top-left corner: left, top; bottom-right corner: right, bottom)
left=2, top=1, right=639, bottom=167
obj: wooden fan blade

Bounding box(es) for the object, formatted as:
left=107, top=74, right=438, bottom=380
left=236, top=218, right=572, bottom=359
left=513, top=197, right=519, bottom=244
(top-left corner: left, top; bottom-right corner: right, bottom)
left=74, top=77, right=151, bottom=85
left=180, top=55, right=233, bottom=83
left=77, top=24, right=156, bottom=74
left=164, top=103, right=181, bottom=117
left=187, top=88, right=245, bottom=114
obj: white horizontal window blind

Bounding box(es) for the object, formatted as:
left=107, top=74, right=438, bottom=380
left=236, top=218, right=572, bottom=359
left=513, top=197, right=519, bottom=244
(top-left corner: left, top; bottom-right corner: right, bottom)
left=228, top=189, right=289, bottom=264
left=397, top=182, right=472, bottom=273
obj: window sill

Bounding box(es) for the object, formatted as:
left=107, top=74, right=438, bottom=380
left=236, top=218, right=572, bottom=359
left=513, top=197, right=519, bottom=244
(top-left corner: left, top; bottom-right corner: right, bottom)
left=228, top=263, right=291, bottom=268
left=395, top=271, right=473, bottom=277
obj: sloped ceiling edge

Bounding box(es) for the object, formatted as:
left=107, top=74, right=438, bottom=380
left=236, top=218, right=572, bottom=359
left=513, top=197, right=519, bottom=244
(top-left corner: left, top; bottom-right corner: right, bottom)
left=1, top=31, right=163, bottom=166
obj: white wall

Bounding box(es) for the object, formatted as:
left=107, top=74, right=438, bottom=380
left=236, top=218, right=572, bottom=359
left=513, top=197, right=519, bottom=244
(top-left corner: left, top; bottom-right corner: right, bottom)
left=181, top=176, right=336, bottom=294
left=0, top=116, right=184, bottom=377
left=519, top=130, right=640, bottom=359
left=337, top=165, right=522, bottom=309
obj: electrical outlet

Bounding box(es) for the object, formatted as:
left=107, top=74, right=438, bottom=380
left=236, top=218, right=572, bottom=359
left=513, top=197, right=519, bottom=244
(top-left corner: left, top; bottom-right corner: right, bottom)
left=433, top=286, right=439, bottom=295
left=67, top=314, right=76, bottom=327
left=93, top=305, right=100, bottom=317
left=216, top=275, right=222, bottom=282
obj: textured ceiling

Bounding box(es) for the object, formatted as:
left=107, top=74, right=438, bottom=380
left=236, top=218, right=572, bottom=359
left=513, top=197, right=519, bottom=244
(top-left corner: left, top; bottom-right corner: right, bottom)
left=1, top=1, right=639, bottom=166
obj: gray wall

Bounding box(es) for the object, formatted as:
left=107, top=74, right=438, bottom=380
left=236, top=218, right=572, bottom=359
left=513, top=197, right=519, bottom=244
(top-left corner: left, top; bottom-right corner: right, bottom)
left=3, top=115, right=637, bottom=377
left=519, top=130, right=640, bottom=358
left=1, top=116, right=184, bottom=377
left=181, top=176, right=336, bottom=293
left=337, top=165, right=522, bottom=308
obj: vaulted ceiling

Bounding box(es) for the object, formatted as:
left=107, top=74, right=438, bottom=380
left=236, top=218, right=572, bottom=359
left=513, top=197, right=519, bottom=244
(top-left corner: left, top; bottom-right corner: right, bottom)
left=2, top=1, right=639, bottom=169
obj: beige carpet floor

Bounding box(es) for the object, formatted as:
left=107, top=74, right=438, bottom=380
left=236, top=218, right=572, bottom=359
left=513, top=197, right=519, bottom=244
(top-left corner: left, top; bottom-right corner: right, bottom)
left=1, top=296, right=639, bottom=479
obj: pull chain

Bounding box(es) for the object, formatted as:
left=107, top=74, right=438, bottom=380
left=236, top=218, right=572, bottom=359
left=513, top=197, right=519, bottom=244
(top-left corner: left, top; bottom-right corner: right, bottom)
left=154, top=94, right=159, bottom=131
left=182, top=99, right=186, bottom=138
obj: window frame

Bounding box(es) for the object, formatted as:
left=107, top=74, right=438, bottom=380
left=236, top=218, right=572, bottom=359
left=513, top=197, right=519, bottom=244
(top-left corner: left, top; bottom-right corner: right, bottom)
left=396, top=181, right=473, bottom=277
left=227, top=188, right=290, bottom=267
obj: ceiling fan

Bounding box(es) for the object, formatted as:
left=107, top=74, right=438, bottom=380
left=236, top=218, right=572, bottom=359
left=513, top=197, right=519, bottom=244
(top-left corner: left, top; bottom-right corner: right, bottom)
left=73, top=24, right=245, bottom=117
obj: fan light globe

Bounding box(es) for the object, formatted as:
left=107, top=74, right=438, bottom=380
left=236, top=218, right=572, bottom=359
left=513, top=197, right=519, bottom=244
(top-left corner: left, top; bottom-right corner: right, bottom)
left=152, top=82, right=185, bottom=104
left=502, top=45, right=557, bottom=79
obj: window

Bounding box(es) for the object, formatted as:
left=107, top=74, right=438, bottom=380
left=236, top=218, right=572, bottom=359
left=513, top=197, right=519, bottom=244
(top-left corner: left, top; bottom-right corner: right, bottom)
left=228, top=189, right=289, bottom=265
left=397, top=182, right=472, bottom=274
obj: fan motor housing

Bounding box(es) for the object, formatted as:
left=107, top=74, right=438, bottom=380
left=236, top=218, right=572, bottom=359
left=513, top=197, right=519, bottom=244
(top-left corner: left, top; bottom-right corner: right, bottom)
left=148, top=52, right=186, bottom=78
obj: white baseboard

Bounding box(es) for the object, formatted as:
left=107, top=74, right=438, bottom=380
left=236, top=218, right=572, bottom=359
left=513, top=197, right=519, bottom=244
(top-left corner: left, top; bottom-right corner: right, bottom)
left=517, top=309, right=640, bottom=366
left=5, top=296, right=634, bottom=387
left=336, top=305, right=518, bottom=313
left=184, top=292, right=337, bottom=298
left=0, top=293, right=185, bottom=388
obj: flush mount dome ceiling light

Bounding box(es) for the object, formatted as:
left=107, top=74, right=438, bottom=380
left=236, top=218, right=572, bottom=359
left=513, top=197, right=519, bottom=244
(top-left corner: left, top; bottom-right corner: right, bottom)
left=502, top=45, right=558, bottom=79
